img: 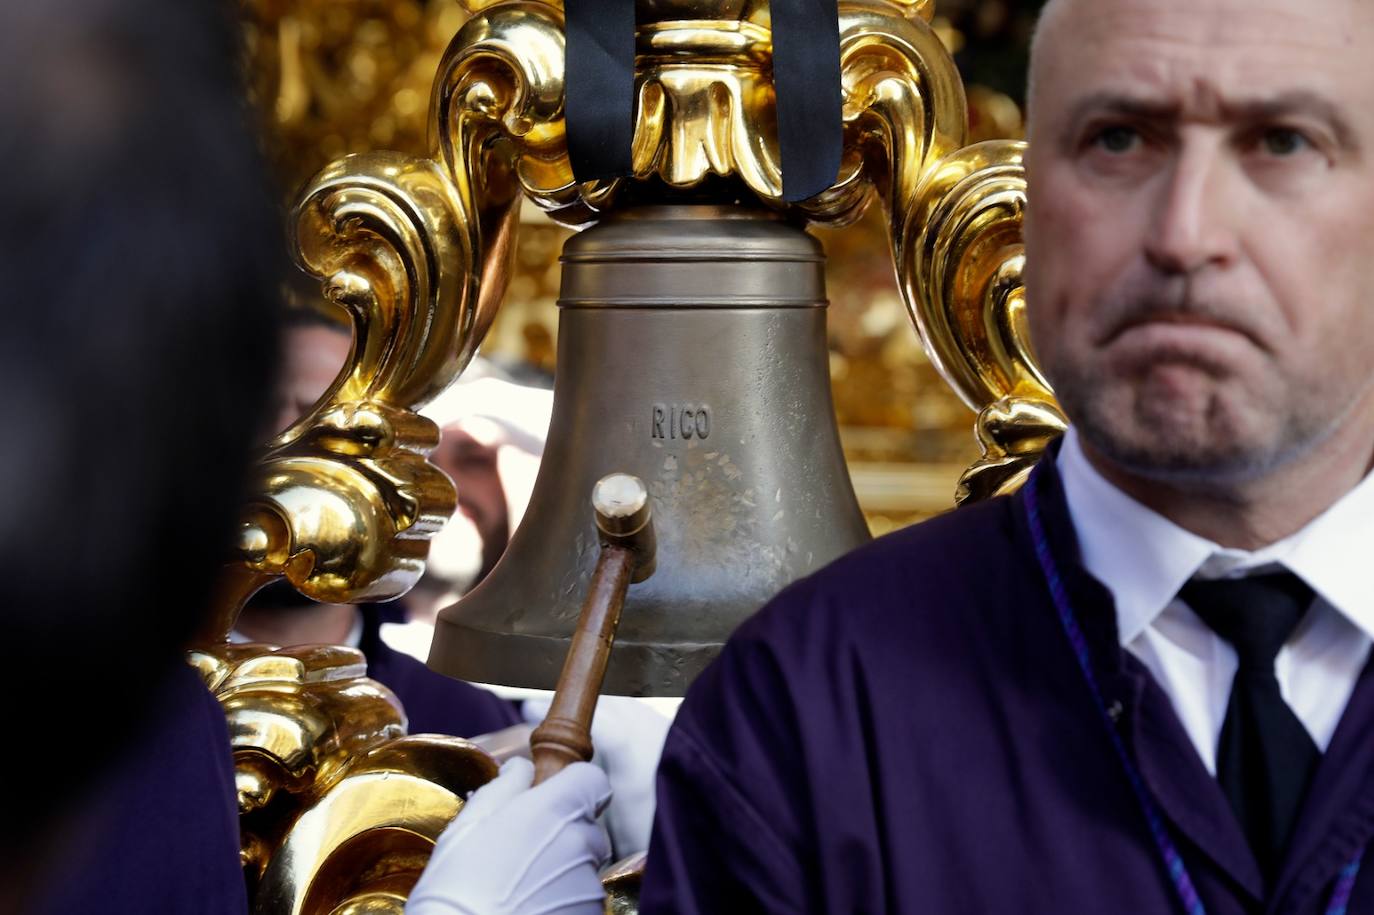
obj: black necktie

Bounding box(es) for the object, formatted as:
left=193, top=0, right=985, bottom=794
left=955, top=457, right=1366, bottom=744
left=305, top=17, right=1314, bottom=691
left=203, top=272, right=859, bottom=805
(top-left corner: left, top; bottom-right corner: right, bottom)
left=1178, top=572, right=1320, bottom=886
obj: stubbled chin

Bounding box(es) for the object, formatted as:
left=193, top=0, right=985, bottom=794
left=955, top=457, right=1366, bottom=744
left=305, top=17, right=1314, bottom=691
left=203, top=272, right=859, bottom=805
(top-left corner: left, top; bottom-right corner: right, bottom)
left=1131, top=361, right=1226, bottom=407
left=1074, top=374, right=1224, bottom=454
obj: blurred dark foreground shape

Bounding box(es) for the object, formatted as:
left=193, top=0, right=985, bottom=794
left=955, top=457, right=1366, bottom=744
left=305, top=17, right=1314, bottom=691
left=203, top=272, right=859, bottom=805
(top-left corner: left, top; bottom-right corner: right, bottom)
left=0, top=0, right=285, bottom=909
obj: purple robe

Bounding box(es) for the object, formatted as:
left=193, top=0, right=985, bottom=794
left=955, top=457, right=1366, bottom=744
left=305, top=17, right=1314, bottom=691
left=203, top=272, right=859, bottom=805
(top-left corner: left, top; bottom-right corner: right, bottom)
left=28, top=613, right=516, bottom=914
left=29, top=662, right=247, bottom=915
left=359, top=605, right=521, bottom=737
left=643, top=449, right=1374, bottom=913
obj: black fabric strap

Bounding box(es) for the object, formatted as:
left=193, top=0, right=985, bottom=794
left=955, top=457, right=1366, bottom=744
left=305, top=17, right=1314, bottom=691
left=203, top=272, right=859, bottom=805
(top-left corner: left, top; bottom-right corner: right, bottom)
left=770, top=0, right=843, bottom=202
left=565, top=0, right=636, bottom=182
left=562, top=0, right=843, bottom=202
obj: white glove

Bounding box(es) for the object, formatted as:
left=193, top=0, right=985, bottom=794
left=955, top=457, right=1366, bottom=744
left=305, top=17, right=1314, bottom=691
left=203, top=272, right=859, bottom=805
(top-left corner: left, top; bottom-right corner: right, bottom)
left=521, top=695, right=672, bottom=858
left=406, top=757, right=610, bottom=915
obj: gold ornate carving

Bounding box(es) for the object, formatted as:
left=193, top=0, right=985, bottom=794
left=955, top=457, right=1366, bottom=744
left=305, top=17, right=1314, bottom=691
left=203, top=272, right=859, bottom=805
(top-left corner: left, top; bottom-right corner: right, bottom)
left=959, top=396, right=1068, bottom=504
left=214, top=156, right=465, bottom=634
left=897, top=140, right=1064, bottom=502
left=217, top=1, right=590, bottom=632
left=813, top=0, right=969, bottom=227
left=590, top=0, right=968, bottom=229
left=431, top=2, right=587, bottom=224
left=190, top=643, right=645, bottom=913
left=366, top=0, right=970, bottom=232
left=189, top=643, right=499, bottom=913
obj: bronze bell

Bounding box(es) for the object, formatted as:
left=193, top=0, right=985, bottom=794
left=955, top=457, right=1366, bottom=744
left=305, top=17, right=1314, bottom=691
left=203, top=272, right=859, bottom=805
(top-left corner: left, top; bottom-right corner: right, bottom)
left=428, top=205, right=871, bottom=696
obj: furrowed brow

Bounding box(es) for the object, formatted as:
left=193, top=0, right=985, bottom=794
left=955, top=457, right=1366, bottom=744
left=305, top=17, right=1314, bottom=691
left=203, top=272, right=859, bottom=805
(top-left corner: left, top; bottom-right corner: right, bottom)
left=1224, top=91, right=1360, bottom=151
left=1061, top=93, right=1178, bottom=135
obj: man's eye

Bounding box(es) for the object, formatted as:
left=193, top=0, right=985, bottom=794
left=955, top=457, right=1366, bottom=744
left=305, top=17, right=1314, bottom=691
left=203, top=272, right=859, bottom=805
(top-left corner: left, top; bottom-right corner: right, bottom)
left=1260, top=128, right=1309, bottom=157
left=1092, top=125, right=1141, bottom=154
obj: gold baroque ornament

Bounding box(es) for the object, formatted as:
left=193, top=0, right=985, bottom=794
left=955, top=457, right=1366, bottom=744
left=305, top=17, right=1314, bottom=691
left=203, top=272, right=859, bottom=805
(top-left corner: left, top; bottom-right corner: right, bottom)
left=215, top=1, right=585, bottom=630
left=188, top=642, right=499, bottom=914
left=466, top=0, right=972, bottom=229
left=188, top=642, right=645, bottom=913
left=900, top=140, right=1066, bottom=503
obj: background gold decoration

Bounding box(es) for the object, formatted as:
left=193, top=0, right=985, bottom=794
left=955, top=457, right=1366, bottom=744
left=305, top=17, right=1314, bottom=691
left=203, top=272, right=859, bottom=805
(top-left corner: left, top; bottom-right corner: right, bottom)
left=189, top=642, right=499, bottom=913
left=241, top=0, right=1045, bottom=532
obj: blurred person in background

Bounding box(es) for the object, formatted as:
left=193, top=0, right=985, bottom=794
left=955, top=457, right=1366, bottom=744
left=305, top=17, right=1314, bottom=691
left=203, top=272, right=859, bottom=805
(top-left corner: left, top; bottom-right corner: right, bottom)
left=235, top=307, right=551, bottom=736
left=0, top=0, right=284, bottom=910
left=259, top=306, right=552, bottom=614
left=411, top=359, right=555, bottom=621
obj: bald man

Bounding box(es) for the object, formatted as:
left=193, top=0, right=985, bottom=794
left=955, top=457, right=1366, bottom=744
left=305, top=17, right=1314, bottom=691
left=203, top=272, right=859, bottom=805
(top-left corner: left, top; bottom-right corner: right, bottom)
left=639, top=0, right=1374, bottom=911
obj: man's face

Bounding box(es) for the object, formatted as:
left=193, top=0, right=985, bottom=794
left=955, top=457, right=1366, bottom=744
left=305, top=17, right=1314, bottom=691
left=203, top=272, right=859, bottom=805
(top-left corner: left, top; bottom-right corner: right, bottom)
left=1024, top=0, right=1374, bottom=483
left=271, top=323, right=351, bottom=435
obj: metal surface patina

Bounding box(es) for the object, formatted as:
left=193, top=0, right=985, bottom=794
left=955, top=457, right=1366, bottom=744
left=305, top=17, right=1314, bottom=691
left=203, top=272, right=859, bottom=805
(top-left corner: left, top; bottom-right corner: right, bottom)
left=199, top=0, right=1057, bottom=910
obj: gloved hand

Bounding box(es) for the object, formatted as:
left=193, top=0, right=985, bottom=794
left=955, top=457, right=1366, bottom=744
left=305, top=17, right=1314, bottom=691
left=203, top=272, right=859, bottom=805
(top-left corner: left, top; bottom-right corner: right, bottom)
left=406, top=757, right=610, bottom=915
left=521, top=695, right=672, bottom=857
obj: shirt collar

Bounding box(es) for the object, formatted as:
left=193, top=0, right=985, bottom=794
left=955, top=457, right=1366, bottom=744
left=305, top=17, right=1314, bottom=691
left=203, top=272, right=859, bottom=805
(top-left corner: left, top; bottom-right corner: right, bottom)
left=1057, top=426, right=1374, bottom=644
left=1058, top=427, right=1214, bottom=645
left=1279, top=464, right=1374, bottom=641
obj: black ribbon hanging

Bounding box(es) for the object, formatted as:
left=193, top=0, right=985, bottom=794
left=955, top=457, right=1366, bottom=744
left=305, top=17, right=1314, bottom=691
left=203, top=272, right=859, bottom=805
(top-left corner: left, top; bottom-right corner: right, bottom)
left=565, top=0, right=637, bottom=183
left=770, top=0, right=844, bottom=202
left=564, top=0, right=844, bottom=203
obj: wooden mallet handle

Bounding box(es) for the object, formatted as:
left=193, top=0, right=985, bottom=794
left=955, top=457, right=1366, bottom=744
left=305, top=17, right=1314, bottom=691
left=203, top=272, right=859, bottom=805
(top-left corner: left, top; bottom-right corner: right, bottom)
left=531, top=473, right=656, bottom=785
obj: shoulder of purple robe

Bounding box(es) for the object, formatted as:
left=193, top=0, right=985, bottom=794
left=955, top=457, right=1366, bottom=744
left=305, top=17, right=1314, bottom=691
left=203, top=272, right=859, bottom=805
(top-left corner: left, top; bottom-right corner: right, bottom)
left=29, top=662, right=247, bottom=915
left=363, top=635, right=522, bottom=738
left=641, top=494, right=1026, bottom=913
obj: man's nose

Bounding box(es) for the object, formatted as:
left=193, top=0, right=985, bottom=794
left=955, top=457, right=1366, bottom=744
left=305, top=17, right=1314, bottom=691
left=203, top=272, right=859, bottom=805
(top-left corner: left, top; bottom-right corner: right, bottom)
left=1144, top=142, right=1240, bottom=275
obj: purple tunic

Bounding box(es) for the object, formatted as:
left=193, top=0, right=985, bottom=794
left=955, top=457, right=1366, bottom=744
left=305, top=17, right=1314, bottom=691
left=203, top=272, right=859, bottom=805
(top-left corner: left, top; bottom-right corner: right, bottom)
left=27, top=613, right=516, bottom=914
left=359, top=605, right=521, bottom=737
left=29, top=662, right=247, bottom=915
left=642, top=450, right=1374, bottom=914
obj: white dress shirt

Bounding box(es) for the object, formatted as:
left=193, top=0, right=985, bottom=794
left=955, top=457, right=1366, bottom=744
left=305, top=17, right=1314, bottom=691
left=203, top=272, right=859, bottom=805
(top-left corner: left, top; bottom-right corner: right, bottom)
left=1057, top=426, right=1374, bottom=774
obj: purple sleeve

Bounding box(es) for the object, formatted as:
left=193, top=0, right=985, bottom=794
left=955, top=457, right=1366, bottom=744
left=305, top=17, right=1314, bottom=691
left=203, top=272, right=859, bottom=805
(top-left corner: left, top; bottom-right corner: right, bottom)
left=642, top=725, right=812, bottom=913
left=29, top=664, right=248, bottom=914
left=639, top=605, right=819, bottom=913
left=363, top=638, right=523, bottom=737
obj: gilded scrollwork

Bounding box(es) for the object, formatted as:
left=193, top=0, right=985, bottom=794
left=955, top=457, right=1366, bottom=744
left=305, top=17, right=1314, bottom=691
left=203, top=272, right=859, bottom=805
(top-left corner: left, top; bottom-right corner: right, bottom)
left=189, top=640, right=644, bottom=914
left=190, top=642, right=498, bottom=914
left=583, top=0, right=968, bottom=229
left=433, top=2, right=588, bottom=224
left=903, top=142, right=1039, bottom=417
left=220, top=156, right=465, bottom=628
left=425, top=0, right=969, bottom=232
left=802, top=0, right=969, bottom=227
left=894, top=140, right=1065, bottom=503
left=958, top=396, right=1068, bottom=504
left=218, top=1, right=591, bottom=629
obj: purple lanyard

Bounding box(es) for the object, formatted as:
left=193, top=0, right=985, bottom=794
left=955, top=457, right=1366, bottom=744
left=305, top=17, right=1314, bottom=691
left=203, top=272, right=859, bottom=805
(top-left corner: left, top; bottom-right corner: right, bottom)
left=1022, top=469, right=1363, bottom=915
